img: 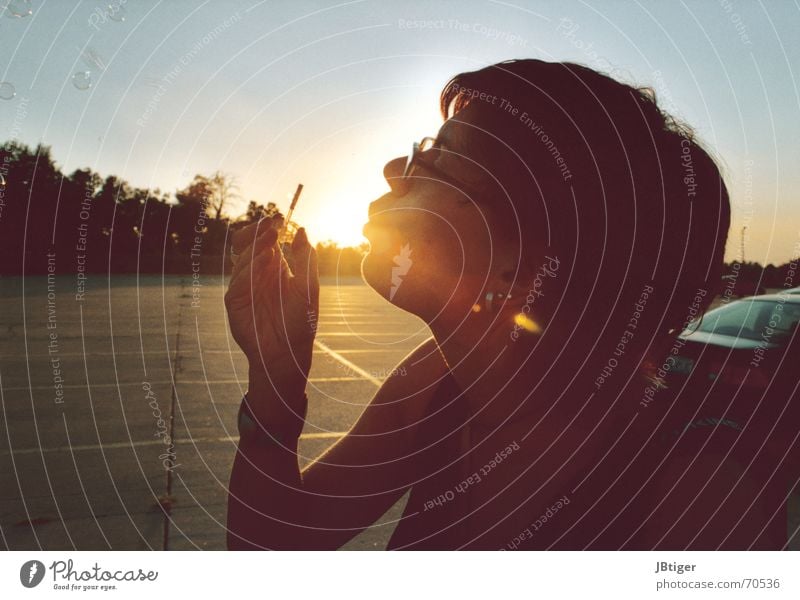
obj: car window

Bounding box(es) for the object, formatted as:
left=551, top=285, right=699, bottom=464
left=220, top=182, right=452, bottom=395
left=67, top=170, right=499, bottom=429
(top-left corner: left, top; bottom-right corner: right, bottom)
left=766, top=302, right=800, bottom=339
left=691, top=299, right=763, bottom=340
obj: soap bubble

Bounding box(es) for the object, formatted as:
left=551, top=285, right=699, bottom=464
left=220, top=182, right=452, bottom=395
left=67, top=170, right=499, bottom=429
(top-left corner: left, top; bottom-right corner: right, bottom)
left=0, top=81, right=16, bottom=100
left=72, top=71, right=92, bottom=90
left=4, top=0, right=32, bottom=18
left=107, top=3, right=125, bottom=22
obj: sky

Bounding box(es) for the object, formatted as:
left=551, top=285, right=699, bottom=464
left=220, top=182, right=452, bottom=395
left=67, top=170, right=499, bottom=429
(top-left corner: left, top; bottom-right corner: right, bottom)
left=1, top=0, right=798, bottom=263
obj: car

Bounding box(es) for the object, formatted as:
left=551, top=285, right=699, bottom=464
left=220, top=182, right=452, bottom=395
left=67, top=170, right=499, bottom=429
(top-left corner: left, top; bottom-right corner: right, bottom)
left=669, top=293, right=800, bottom=391
left=650, top=293, right=799, bottom=457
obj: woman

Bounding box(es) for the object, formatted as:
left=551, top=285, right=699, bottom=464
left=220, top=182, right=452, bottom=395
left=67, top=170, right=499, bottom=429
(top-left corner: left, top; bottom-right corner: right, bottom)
left=224, top=59, right=793, bottom=549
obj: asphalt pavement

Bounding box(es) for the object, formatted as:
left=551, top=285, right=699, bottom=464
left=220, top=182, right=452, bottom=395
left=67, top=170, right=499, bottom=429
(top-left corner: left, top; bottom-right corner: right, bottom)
left=0, top=274, right=428, bottom=550
left=1, top=276, right=797, bottom=550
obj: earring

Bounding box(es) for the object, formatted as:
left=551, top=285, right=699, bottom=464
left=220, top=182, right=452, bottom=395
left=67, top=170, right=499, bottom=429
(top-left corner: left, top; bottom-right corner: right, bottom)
left=484, top=290, right=512, bottom=313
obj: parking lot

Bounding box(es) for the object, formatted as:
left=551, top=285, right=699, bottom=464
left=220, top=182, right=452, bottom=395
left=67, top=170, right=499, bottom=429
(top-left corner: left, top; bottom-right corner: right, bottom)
left=1, top=276, right=797, bottom=550
left=0, top=274, right=430, bottom=550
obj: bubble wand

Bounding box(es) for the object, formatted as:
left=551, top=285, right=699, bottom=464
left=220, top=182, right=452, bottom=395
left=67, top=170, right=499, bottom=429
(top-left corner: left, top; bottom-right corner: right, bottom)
left=280, top=183, right=304, bottom=243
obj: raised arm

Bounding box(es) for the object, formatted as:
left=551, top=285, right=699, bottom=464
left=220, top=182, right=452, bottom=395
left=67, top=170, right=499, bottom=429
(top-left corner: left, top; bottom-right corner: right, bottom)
left=223, top=220, right=449, bottom=549
left=227, top=337, right=448, bottom=550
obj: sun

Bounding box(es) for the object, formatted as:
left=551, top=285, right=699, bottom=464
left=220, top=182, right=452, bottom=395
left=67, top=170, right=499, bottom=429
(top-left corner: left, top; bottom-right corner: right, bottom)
left=299, top=177, right=389, bottom=247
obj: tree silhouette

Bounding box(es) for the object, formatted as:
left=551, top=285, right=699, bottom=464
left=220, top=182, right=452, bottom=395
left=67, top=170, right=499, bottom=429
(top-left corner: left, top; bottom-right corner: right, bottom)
left=208, top=170, right=238, bottom=220
left=5, top=138, right=793, bottom=281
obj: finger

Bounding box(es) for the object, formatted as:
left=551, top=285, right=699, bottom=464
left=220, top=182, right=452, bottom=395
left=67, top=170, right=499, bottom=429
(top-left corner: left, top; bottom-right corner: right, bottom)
left=227, top=249, right=273, bottom=306
left=231, top=227, right=278, bottom=281
left=229, top=229, right=283, bottom=307
left=245, top=228, right=292, bottom=309
left=257, top=239, right=288, bottom=303
left=289, top=227, right=319, bottom=305
left=249, top=246, right=295, bottom=348
left=231, top=217, right=277, bottom=255
left=231, top=221, right=261, bottom=255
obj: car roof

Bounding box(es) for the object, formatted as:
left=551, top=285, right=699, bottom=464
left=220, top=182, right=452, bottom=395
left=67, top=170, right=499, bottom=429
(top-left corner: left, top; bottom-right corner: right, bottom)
left=728, top=293, right=800, bottom=304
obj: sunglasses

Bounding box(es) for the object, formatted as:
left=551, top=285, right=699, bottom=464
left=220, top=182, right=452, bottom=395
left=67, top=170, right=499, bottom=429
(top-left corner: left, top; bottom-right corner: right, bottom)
left=395, top=136, right=483, bottom=200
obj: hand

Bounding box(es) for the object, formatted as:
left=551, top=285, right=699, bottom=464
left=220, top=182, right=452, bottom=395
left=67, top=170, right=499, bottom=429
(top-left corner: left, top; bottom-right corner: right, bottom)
left=225, top=219, right=319, bottom=434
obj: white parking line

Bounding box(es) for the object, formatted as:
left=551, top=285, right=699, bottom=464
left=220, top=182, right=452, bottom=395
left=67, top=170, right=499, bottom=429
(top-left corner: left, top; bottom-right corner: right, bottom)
left=313, top=340, right=383, bottom=387
left=0, top=348, right=408, bottom=359
left=0, top=376, right=369, bottom=392
left=0, top=431, right=347, bottom=457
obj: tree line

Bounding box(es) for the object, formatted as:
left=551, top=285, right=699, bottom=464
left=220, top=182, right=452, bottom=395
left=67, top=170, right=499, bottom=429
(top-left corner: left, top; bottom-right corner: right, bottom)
left=0, top=140, right=796, bottom=285
left=0, top=141, right=366, bottom=276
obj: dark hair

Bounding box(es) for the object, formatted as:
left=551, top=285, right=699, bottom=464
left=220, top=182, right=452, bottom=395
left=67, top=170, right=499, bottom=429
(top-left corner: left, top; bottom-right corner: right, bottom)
left=440, top=59, right=730, bottom=378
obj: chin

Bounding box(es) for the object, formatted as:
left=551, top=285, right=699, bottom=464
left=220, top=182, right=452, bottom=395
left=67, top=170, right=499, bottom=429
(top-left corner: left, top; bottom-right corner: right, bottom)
left=360, top=248, right=392, bottom=299
left=362, top=243, right=420, bottom=311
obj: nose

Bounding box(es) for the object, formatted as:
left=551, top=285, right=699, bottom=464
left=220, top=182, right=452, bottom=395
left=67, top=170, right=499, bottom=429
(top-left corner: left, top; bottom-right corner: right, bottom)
left=383, top=155, right=408, bottom=196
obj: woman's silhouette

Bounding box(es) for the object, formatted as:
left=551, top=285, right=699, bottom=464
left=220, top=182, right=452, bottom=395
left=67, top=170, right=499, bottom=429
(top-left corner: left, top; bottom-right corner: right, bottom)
left=224, top=59, right=796, bottom=549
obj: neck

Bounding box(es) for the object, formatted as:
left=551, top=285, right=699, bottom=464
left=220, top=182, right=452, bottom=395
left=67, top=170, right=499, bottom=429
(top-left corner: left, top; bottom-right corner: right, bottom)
left=429, top=307, right=540, bottom=426
left=429, top=308, right=634, bottom=440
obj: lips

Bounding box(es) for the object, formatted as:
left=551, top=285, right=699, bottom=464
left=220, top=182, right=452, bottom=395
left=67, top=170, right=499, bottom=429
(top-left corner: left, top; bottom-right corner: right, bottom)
left=362, top=220, right=398, bottom=254
left=362, top=219, right=390, bottom=238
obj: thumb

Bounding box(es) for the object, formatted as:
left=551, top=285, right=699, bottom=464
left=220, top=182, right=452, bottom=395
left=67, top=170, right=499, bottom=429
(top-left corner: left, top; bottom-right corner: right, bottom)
left=290, top=228, right=319, bottom=305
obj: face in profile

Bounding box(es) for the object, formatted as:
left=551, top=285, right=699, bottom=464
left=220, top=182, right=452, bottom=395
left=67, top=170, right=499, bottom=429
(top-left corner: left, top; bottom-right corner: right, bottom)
left=360, top=106, right=517, bottom=323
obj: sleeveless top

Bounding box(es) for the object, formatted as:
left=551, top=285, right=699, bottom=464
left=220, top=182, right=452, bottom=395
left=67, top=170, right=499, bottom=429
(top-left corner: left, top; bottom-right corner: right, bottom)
left=386, top=372, right=797, bottom=550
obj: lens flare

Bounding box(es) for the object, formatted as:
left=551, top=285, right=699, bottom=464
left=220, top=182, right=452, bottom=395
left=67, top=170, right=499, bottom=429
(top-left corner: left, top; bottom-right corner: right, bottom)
left=513, top=313, right=541, bottom=334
